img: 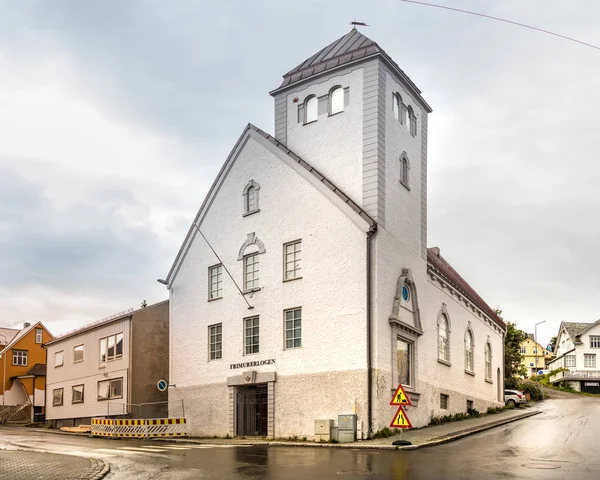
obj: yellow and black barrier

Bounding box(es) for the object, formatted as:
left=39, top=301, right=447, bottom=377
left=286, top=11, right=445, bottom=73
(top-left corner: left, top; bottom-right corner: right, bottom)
left=91, top=417, right=187, bottom=438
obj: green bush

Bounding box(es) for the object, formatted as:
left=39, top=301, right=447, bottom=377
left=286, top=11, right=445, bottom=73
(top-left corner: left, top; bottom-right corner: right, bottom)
left=520, top=381, right=543, bottom=401
left=467, top=408, right=481, bottom=418
left=486, top=406, right=504, bottom=414
left=371, top=427, right=395, bottom=439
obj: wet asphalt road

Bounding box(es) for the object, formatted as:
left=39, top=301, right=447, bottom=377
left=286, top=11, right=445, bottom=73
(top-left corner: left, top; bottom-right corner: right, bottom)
left=0, top=395, right=598, bottom=479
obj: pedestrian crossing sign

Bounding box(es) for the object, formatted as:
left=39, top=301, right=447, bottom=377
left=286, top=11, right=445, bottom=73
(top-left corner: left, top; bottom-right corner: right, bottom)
left=389, top=406, right=413, bottom=429
left=390, top=384, right=412, bottom=406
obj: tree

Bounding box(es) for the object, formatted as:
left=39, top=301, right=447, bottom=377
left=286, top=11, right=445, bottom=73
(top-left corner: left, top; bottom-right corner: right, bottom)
left=495, top=308, right=527, bottom=388
left=548, top=336, right=558, bottom=352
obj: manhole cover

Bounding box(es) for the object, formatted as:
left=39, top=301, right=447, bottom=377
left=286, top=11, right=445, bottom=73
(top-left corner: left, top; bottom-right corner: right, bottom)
left=522, top=463, right=561, bottom=470
left=337, top=470, right=373, bottom=475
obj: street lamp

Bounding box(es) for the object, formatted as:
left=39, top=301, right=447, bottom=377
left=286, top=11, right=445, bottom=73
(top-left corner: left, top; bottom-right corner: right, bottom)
left=0, top=333, right=7, bottom=411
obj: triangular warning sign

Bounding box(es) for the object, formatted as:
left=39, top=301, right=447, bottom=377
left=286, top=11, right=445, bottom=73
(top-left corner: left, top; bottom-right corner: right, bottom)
left=389, top=406, right=413, bottom=429
left=390, top=384, right=412, bottom=406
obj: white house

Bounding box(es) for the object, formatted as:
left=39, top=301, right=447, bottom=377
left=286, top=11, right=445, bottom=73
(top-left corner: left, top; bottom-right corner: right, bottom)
left=549, top=321, right=600, bottom=393
left=163, top=28, right=506, bottom=439
left=45, top=301, right=169, bottom=428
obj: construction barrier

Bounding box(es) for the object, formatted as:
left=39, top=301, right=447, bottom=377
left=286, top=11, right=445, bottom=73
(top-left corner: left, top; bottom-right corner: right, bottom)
left=91, top=418, right=187, bottom=438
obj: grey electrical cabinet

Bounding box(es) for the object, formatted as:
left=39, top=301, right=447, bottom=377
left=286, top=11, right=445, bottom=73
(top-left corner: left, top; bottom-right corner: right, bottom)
left=337, top=414, right=357, bottom=443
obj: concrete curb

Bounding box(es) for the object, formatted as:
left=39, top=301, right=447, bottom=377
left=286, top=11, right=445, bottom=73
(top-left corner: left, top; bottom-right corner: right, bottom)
left=88, top=457, right=111, bottom=480
left=153, top=410, right=541, bottom=450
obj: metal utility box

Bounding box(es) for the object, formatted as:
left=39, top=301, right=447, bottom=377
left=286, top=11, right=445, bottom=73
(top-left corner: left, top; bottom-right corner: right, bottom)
left=337, top=414, right=357, bottom=443
left=314, top=419, right=333, bottom=442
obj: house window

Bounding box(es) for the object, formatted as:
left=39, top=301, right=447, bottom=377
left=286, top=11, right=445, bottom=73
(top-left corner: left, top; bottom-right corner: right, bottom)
left=72, top=385, right=84, bottom=404
left=284, top=240, right=302, bottom=281
left=244, top=253, right=259, bottom=290
left=401, top=104, right=408, bottom=127
left=520, top=347, right=526, bottom=354
left=397, top=338, right=412, bottom=386
left=35, top=328, right=43, bottom=344
left=330, top=86, right=344, bottom=115
left=54, top=351, right=64, bottom=367
left=244, top=316, right=260, bottom=355
left=98, top=378, right=123, bottom=400
left=533, top=348, right=538, bottom=354
left=467, top=400, right=473, bottom=411
left=400, top=155, right=409, bottom=188
left=285, top=308, right=302, bottom=349
left=565, top=355, right=576, bottom=367
left=52, top=388, right=63, bottom=407
left=209, top=264, right=223, bottom=300
left=590, top=336, right=600, bottom=348
left=12, top=349, right=27, bottom=366
left=392, top=93, right=401, bottom=120
left=209, top=324, right=222, bottom=360
left=465, top=330, right=474, bottom=373
left=485, top=343, right=492, bottom=381
left=99, top=333, right=124, bottom=363
left=242, top=180, right=261, bottom=216
left=438, top=314, right=450, bottom=363
left=440, top=394, right=449, bottom=410
left=305, top=95, right=318, bottom=123
left=409, top=107, right=417, bottom=136
left=73, top=345, right=84, bottom=363
left=584, top=354, right=596, bottom=368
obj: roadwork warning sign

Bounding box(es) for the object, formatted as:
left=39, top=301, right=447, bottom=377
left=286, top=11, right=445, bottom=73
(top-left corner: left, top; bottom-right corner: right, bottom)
left=390, top=384, right=412, bottom=406
left=389, top=406, right=413, bottom=429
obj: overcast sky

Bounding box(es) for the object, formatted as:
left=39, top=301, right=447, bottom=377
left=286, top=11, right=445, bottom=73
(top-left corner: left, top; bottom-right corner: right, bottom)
left=1, top=0, right=598, bottom=345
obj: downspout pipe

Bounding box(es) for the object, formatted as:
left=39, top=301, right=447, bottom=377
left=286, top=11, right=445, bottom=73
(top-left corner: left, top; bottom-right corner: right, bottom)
left=366, top=223, right=377, bottom=438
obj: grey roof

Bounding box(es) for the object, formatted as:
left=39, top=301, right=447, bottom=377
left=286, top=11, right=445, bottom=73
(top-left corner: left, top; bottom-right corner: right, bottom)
left=562, top=322, right=593, bottom=342
left=0, top=327, right=19, bottom=345
left=270, top=28, right=432, bottom=112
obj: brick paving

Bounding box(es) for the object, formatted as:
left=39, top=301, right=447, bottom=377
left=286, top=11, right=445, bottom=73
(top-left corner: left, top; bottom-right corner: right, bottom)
left=0, top=450, right=108, bottom=480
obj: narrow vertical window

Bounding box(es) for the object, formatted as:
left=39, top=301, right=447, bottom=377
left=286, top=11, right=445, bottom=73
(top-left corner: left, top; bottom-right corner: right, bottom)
left=465, top=330, right=474, bottom=373
left=485, top=343, right=492, bottom=380
left=107, top=335, right=115, bottom=360
left=243, top=180, right=260, bottom=216
left=397, top=338, right=412, bottom=386
left=329, top=86, right=344, bottom=115
left=438, top=314, right=449, bottom=363
left=305, top=95, right=318, bottom=123
left=410, top=107, right=417, bottom=136
left=35, top=328, right=43, bottom=344
left=285, top=308, right=302, bottom=349
left=115, top=333, right=123, bottom=358
left=401, top=104, right=408, bottom=127
left=283, top=240, right=301, bottom=281
left=209, top=264, right=223, bottom=300
left=100, top=337, right=107, bottom=363
left=244, top=316, right=260, bottom=354
left=400, top=155, right=409, bottom=188
left=209, top=324, right=222, bottom=360
left=244, top=253, right=259, bottom=290
left=392, top=93, right=400, bottom=120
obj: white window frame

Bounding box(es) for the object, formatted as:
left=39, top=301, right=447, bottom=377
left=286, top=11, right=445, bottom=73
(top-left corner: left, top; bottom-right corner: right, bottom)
left=584, top=354, right=596, bottom=368
left=97, top=378, right=123, bottom=401
left=209, top=264, right=223, bottom=300
left=54, top=350, right=64, bottom=368
left=329, top=86, right=344, bottom=115
left=485, top=342, right=492, bottom=381
left=99, top=333, right=124, bottom=363
left=401, top=104, right=408, bottom=127
left=397, top=337, right=414, bottom=387
left=243, top=253, right=260, bottom=291
left=284, top=308, right=302, bottom=349
left=283, top=240, right=302, bottom=281
left=409, top=106, right=417, bottom=136
left=392, top=93, right=401, bottom=120
left=437, top=313, right=450, bottom=364
left=305, top=95, right=318, bottom=124
left=244, top=316, right=260, bottom=355
left=12, top=349, right=27, bottom=366
left=465, top=329, right=474, bottom=374
left=73, top=344, right=84, bottom=363
left=520, top=347, right=526, bottom=354
left=72, top=384, right=84, bottom=404
left=590, top=336, right=600, bottom=348
left=242, top=180, right=261, bottom=216
left=52, top=388, right=63, bottom=407
left=400, top=154, right=410, bottom=189
left=35, top=328, right=43, bottom=344
left=209, top=323, right=222, bottom=361
left=565, top=355, right=576, bottom=368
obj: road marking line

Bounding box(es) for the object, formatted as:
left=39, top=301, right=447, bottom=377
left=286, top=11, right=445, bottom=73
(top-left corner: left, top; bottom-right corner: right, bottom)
left=64, top=451, right=116, bottom=458
left=120, top=447, right=169, bottom=452
left=95, top=448, right=157, bottom=456
left=140, top=446, right=190, bottom=450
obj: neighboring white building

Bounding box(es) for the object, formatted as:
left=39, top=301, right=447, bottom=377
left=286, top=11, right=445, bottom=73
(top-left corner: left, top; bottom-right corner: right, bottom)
left=549, top=321, right=600, bottom=393
left=164, top=29, right=506, bottom=439
left=45, top=301, right=169, bottom=428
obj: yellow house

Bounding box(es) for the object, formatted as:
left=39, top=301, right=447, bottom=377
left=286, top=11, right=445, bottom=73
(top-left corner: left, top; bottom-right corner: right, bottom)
left=0, top=322, right=54, bottom=422
left=520, top=334, right=555, bottom=377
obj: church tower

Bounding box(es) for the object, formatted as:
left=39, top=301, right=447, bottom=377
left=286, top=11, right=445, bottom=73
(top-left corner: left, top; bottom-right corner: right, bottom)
left=270, top=28, right=432, bottom=260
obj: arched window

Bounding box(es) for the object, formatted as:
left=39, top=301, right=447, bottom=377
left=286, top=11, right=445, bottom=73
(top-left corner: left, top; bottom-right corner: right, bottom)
left=330, top=86, right=344, bottom=115
left=406, top=106, right=414, bottom=133
left=392, top=93, right=401, bottom=120
left=305, top=95, right=318, bottom=123
left=485, top=342, right=492, bottom=381
left=401, top=104, right=408, bottom=127
left=243, top=180, right=260, bottom=215
left=400, top=154, right=409, bottom=187
left=438, top=313, right=450, bottom=363
left=409, top=106, right=417, bottom=136
left=465, top=328, right=474, bottom=373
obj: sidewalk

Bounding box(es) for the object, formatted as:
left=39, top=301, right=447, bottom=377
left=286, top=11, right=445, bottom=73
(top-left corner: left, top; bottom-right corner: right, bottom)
left=154, top=405, right=541, bottom=450
left=0, top=450, right=109, bottom=480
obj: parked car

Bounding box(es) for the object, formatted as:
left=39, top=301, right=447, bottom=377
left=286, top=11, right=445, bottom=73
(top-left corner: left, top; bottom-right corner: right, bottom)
left=504, top=389, right=527, bottom=407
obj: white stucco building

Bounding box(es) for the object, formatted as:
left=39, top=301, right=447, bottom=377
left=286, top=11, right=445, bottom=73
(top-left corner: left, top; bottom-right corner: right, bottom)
left=549, top=321, right=600, bottom=393
left=164, top=29, right=506, bottom=439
